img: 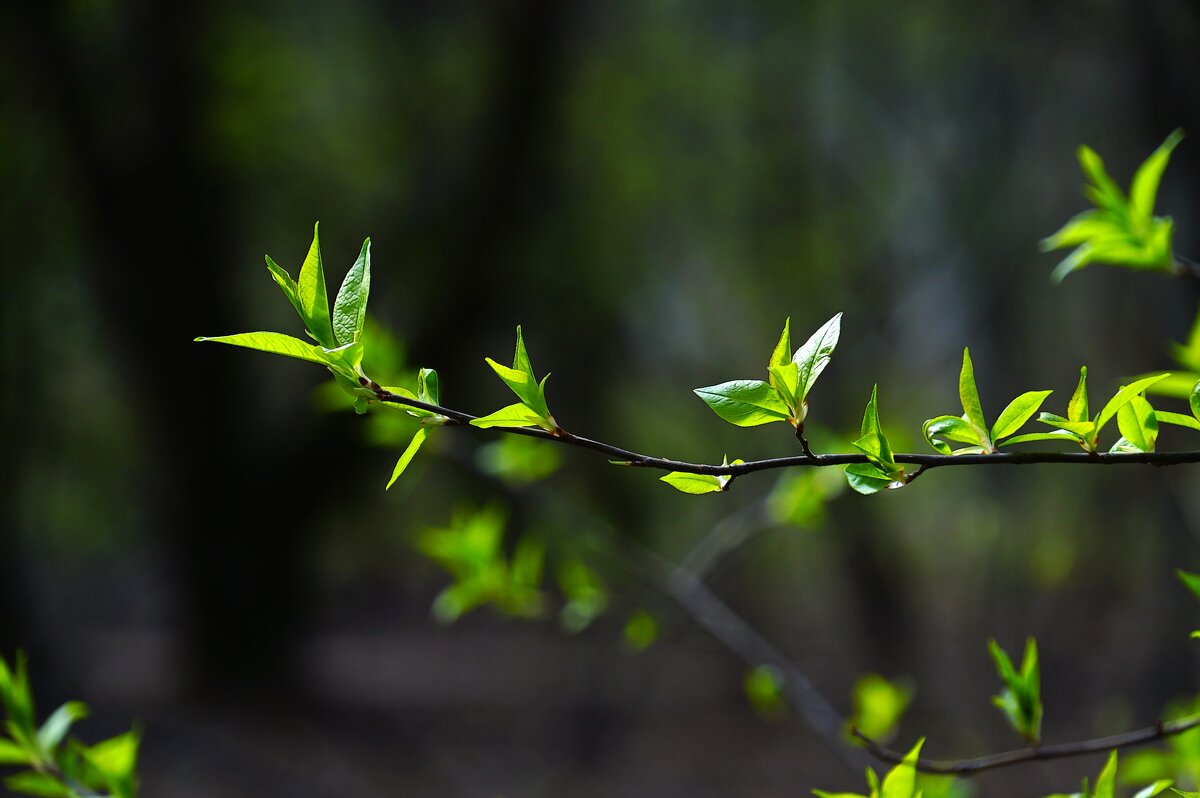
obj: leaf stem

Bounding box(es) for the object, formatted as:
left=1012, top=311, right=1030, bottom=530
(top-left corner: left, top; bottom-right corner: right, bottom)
left=851, top=714, right=1200, bottom=776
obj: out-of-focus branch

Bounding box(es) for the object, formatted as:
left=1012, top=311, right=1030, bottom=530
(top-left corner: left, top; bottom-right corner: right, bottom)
left=851, top=714, right=1200, bottom=776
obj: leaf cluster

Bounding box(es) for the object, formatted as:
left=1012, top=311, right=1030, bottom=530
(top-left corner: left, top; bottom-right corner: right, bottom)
left=988, top=638, right=1043, bottom=745
left=0, top=655, right=140, bottom=798
left=1042, top=130, right=1184, bottom=282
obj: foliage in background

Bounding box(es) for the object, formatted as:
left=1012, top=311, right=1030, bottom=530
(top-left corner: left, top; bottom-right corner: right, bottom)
left=0, top=655, right=139, bottom=798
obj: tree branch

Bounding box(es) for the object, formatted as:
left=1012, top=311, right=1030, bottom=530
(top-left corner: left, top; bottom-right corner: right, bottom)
left=375, top=387, right=1200, bottom=478
left=851, top=714, right=1200, bottom=776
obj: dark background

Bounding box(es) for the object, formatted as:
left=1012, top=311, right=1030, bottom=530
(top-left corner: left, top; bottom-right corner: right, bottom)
left=1, top=1, right=1198, bottom=796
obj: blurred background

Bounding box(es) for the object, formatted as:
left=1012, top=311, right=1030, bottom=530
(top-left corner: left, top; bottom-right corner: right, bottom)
left=2, top=1, right=1199, bottom=795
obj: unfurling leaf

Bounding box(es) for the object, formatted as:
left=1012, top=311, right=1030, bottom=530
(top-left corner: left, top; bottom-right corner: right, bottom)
left=848, top=386, right=904, bottom=495
left=482, top=326, right=554, bottom=427
left=794, top=312, right=843, bottom=401
left=332, top=238, right=371, bottom=346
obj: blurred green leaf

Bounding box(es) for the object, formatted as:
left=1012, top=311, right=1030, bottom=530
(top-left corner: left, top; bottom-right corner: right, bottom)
left=476, top=436, right=561, bottom=485
left=695, top=379, right=790, bottom=427
left=744, top=664, right=786, bottom=719
left=847, top=674, right=913, bottom=743
left=4, top=771, right=74, bottom=797
left=1043, top=131, right=1183, bottom=282
left=557, top=559, right=608, bottom=633
left=988, top=638, right=1042, bottom=744
left=36, top=702, right=87, bottom=754
left=332, top=237, right=371, bottom=347
left=622, top=610, right=658, bottom=651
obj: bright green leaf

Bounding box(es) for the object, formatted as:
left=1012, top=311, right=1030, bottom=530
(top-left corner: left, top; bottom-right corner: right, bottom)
left=880, top=739, right=924, bottom=798
left=194, top=332, right=331, bottom=365
left=1130, top=129, right=1184, bottom=221
left=1131, top=781, right=1175, bottom=798
left=36, top=701, right=87, bottom=753
left=992, top=390, right=1054, bottom=441
left=1191, top=380, right=1200, bottom=421
left=845, top=463, right=899, bottom=495
left=922, top=415, right=981, bottom=455
left=769, top=363, right=801, bottom=415
left=1116, top=394, right=1158, bottom=452
left=1093, top=751, right=1119, bottom=798
left=297, top=222, right=335, bottom=348
left=265, top=255, right=305, bottom=323
left=623, top=610, right=658, bottom=651
left=999, top=430, right=1077, bottom=447
left=660, top=472, right=724, bottom=494
left=794, top=312, right=843, bottom=401
left=770, top=318, right=792, bottom=369
left=744, top=664, right=786, bottom=718
left=1177, top=570, right=1200, bottom=602
left=386, top=428, right=427, bottom=489
left=85, top=729, right=141, bottom=779
left=695, top=379, right=791, bottom=427
left=1095, top=373, right=1170, bottom=432
left=332, top=237, right=371, bottom=346
left=0, top=739, right=27, bottom=765
left=848, top=674, right=913, bottom=742
left=958, top=348, right=991, bottom=449
left=417, top=367, right=439, bottom=406
left=853, top=385, right=899, bottom=474
left=3, top=771, right=73, bottom=797
left=471, top=403, right=552, bottom=430
left=484, top=326, right=552, bottom=421
left=1068, top=367, right=1090, bottom=422
left=988, top=638, right=1042, bottom=744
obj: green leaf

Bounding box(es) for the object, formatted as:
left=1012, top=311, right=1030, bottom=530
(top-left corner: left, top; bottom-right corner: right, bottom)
left=992, top=390, right=1054, bottom=441
left=848, top=674, right=913, bottom=742
left=794, top=312, right=843, bottom=401
left=988, top=638, right=1042, bottom=744
left=853, top=385, right=899, bottom=474
left=1131, top=781, right=1175, bottom=798
left=484, top=326, right=552, bottom=422
left=36, top=701, right=87, bottom=753
left=386, top=428, right=427, bottom=489
left=661, top=472, right=724, bottom=494
left=880, top=739, right=924, bottom=798
left=1170, top=312, right=1200, bottom=371
left=1068, top=367, right=1090, bottom=422
left=999, top=430, right=1077, bottom=447
left=958, top=348, right=991, bottom=449
left=84, top=729, right=141, bottom=780
left=744, top=664, right=786, bottom=719
left=1192, top=380, right=1200, bottom=421
left=265, top=254, right=305, bottom=323
left=694, top=379, right=791, bottom=427
left=332, top=237, right=371, bottom=346
left=297, top=222, right=335, bottom=348
left=922, top=415, right=980, bottom=455
left=0, top=739, right=27, bottom=765
left=417, top=367, right=439, bottom=406
left=557, top=559, right=608, bottom=633
left=194, top=332, right=331, bottom=365
left=1095, top=373, right=1171, bottom=433
left=1078, top=145, right=1124, bottom=207
left=4, top=771, right=73, bottom=797
left=470, top=403, right=552, bottom=430
left=1092, top=751, right=1118, bottom=798
left=845, top=463, right=899, bottom=495
left=769, top=318, right=792, bottom=369
left=1130, top=129, right=1184, bottom=221
left=1116, top=394, right=1158, bottom=452
left=623, top=610, right=658, bottom=651
left=1177, top=570, right=1200, bottom=602
left=769, top=363, right=801, bottom=416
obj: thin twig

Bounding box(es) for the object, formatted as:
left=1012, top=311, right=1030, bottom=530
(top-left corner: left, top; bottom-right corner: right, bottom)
left=851, top=714, right=1200, bottom=776
left=375, top=387, right=1200, bottom=478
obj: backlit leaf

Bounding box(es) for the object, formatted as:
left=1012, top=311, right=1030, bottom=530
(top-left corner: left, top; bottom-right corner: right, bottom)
left=695, top=380, right=791, bottom=427
left=794, top=312, right=843, bottom=400
left=297, top=222, right=335, bottom=348
left=386, top=428, right=427, bottom=489
left=332, top=237, right=371, bottom=346
left=661, top=472, right=724, bottom=494
left=471, top=403, right=551, bottom=430
left=1130, top=129, right=1184, bottom=221
left=992, top=390, right=1054, bottom=441
left=958, top=348, right=990, bottom=449
left=194, top=332, right=331, bottom=365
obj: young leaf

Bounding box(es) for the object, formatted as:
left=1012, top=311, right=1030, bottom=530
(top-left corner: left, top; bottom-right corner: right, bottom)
left=1130, top=128, right=1184, bottom=221
left=879, top=739, right=924, bottom=798
left=988, top=638, right=1042, bottom=744
left=471, top=403, right=551, bottom=430
left=1178, top=570, right=1200, bottom=602
left=417, top=367, right=440, bottom=406
left=484, top=326, right=552, bottom=422
left=265, top=255, right=305, bottom=322
left=1156, top=411, right=1200, bottom=431
left=1115, top=394, right=1158, bottom=452
left=853, top=385, right=899, bottom=474
left=958, top=348, right=991, bottom=449
left=1130, top=782, right=1174, bottom=798
left=1000, top=430, right=1077, bottom=447
left=297, top=222, right=335, bottom=348
left=1095, top=373, right=1170, bottom=433
left=1093, top=750, right=1118, bottom=798
left=794, top=312, right=843, bottom=401
left=769, top=317, right=792, bottom=369
left=4, top=771, right=74, bottom=797
left=36, top=701, right=87, bottom=753
left=769, top=363, right=801, bottom=415
left=922, top=415, right=981, bottom=455
left=992, top=390, right=1054, bottom=442
left=332, top=237, right=371, bottom=346
left=1192, top=379, right=1200, bottom=421
left=386, top=427, right=428, bottom=489
left=844, top=463, right=899, bottom=496
left=695, top=380, right=791, bottom=427
left=194, top=332, right=331, bottom=365
left=660, top=472, right=724, bottom=494
left=1068, top=367, right=1089, bottom=422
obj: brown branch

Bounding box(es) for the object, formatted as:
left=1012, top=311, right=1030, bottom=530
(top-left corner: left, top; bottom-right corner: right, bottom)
left=851, top=714, right=1200, bottom=776
left=375, top=387, right=1200, bottom=478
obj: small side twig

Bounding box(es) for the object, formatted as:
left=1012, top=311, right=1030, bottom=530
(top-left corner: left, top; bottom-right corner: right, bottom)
left=851, top=714, right=1200, bottom=776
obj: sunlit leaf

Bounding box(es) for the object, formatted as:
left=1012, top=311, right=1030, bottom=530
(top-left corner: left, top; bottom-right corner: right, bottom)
left=922, top=414, right=981, bottom=455
left=385, top=427, right=427, bottom=489
left=1096, top=373, right=1170, bottom=432
left=332, top=237, right=371, bottom=346
left=1130, top=129, right=1184, bottom=221
left=660, top=472, right=724, bottom=494
left=36, top=702, right=87, bottom=753
left=794, top=312, right=843, bottom=401
left=471, top=403, right=552, bottom=430
left=880, top=739, right=924, bottom=798
left=194, top=332, right=330, bottom=365
left=695, top=379, right=791, bottom=427
left=958, top=348, right=991, bottom=449
left=992, top=390, right=1054, bottom=442
left=297, top=222, right=335, bottom=348
left=848, top=674, right=913, bottom=743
